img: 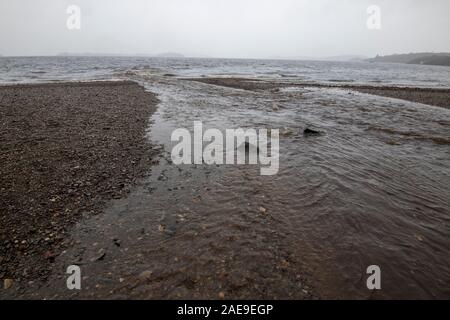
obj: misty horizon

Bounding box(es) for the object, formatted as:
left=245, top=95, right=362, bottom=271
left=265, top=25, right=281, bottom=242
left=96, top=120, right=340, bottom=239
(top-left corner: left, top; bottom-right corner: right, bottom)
left=1, top=0, right=449, bottom=59
left=3, top=51, right=450, bottom=61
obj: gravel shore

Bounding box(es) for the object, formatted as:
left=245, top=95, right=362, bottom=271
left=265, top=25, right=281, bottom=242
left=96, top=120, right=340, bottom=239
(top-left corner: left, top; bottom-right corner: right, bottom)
left=0, top=81, right=160, bottom=287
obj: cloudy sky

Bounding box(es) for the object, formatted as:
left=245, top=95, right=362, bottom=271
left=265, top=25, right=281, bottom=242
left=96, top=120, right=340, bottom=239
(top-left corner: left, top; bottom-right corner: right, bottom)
left=0, top=0, right=449, bottom=58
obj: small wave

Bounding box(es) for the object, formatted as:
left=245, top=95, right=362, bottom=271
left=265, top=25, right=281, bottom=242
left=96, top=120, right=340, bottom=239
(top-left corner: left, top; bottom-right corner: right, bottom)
left=328, top=79, right=354, bottom=83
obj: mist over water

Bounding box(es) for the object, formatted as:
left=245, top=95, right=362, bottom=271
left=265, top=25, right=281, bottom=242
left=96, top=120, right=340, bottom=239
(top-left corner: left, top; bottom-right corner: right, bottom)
left=1, top=0, right=450, bottom=58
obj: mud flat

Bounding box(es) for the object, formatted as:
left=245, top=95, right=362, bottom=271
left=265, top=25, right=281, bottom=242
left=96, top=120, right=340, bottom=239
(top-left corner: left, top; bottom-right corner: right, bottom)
left=187, top=77, right=450, bottom=109
left=0, top=81, right=160, bottom=289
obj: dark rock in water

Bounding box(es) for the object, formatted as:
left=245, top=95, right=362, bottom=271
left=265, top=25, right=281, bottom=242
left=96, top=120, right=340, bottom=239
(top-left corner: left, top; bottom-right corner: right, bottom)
left=303, top=128, right=321, bottom=136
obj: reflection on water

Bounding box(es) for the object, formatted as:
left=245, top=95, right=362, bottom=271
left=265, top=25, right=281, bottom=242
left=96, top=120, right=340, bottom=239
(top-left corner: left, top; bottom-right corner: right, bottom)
left=32, top=71, right=450, bottom=299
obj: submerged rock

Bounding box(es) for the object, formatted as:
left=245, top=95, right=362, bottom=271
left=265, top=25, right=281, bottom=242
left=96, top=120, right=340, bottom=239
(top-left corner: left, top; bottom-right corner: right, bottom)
left=280, top=127, right=296, bottom=136
left=303, top=128, right=321, bottom=136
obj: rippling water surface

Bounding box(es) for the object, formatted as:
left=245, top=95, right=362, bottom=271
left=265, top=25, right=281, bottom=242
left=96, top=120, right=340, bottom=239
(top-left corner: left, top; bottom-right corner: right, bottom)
left=2, top=56, right=450, bottom=87
left=2, top=57, right=449, bottom=298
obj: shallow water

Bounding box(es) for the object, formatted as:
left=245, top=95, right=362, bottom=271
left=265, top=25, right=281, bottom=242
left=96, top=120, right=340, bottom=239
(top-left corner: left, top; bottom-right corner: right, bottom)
left=2, top=56, right=450, bottom=88
left=25, top=67, right=450, bottom=299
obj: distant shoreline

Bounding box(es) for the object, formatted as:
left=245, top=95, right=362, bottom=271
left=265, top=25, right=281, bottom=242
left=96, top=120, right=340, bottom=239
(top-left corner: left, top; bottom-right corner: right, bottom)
left=367, top=52, right=450, bottom=67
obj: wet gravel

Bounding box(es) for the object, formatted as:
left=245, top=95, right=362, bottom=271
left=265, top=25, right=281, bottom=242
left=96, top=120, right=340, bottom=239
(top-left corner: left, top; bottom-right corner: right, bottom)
left=0, top=81, right=160, bottom=288
left=351, top=86, right=450, bottom=110
left=188, top=77, right=450, bottom=109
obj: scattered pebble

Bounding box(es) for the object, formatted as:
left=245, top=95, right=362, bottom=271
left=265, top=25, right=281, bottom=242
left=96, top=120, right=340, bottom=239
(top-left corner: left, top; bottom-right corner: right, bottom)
left=139, top=270, right=153, bottom=280
left=4, top=279, right=13, bottom=289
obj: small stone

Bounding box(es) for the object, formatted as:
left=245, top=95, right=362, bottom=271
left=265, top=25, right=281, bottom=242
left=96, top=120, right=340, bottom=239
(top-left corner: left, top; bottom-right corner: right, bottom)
left=43, top=250, right=54, bottom=260
left=93, top=249, right=106, bottom=261
left=218, top=291, right=225, bottom=299
left=259, top=206, right=267, bottom=214
left=4, top=279, right=13, bottom=289
left=139, top=270, right=152, bottom=280
left=280, top=259, right=290, bottom=268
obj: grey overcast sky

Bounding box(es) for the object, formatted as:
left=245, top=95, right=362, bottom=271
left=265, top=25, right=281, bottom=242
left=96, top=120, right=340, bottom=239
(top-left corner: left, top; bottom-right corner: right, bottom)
left=0, top=0, right=449, bottom=58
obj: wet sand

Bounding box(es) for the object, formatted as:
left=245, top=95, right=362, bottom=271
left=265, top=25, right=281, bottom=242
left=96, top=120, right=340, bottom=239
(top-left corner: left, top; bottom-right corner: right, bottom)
left=0, top=81, right=160, bottom=290
left=188, top=77, right=450, bottom=109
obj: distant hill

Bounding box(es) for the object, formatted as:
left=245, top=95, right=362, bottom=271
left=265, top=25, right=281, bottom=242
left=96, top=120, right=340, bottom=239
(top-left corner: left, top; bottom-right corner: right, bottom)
left=367, top=52, right=450, bottom=66
left=407, top=55, right=450, bottom=66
